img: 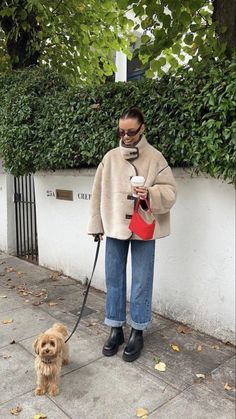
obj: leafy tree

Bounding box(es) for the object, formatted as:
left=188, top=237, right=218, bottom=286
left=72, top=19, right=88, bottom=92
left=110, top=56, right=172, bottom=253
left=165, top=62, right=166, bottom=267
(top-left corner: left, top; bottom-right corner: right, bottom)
left=0, top=0, right=134, bottom=83
left=1, top=1, right=235, bottom=82
left=119, top=0, right=236, bottom=77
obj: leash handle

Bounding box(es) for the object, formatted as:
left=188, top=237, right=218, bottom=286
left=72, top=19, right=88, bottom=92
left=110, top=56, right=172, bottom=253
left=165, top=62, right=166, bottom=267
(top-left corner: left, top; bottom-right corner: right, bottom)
left=65, top=239, right=101, bottom=343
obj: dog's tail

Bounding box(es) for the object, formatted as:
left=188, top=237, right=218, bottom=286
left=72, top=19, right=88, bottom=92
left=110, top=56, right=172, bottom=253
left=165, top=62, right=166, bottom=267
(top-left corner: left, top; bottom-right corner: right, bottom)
left=53, top=323, right=68, bottom=337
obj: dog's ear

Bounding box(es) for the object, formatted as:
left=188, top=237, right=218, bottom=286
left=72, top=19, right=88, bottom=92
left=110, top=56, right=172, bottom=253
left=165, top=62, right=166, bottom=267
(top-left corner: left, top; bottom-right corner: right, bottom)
left=55, top=336, right=64, bottom=354
left=53, top=323, right=68, bottom=337
left=32, top=334, right=42, bottom=354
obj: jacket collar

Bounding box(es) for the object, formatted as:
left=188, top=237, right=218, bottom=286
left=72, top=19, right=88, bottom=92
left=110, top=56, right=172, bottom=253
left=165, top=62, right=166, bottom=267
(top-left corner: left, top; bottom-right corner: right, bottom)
left=119, top=135, right=148, bottom=160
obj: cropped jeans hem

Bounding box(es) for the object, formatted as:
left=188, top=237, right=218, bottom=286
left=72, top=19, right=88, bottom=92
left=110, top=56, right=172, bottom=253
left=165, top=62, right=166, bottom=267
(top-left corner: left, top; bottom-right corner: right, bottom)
left=104, top=318, right=126, bottom=328
left=127, top=317, right=151, bottom=331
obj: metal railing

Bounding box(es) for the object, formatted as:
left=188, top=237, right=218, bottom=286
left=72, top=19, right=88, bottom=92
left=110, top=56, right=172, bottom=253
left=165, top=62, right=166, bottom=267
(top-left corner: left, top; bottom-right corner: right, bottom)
left=14, top=175, right=38, bottom=264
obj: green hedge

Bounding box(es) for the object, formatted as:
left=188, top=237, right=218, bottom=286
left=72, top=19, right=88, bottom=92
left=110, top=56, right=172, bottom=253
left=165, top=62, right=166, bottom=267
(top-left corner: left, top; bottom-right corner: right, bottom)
left=0, top=61, right=235, bottom=183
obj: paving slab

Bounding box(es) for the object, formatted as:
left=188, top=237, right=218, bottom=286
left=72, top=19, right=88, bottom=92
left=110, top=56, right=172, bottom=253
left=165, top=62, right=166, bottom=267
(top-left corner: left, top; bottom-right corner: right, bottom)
left=149, top=384, right=236, bottom=419
left=0, top=254, right=14, bottom=261
left=135, top=323, right=235, bottom=391
left=0, top=344, right=35, bottom=405
left=0, top=306, right=61, bottom=348
left=0, top=392, right=70, bottom=419
left=198, top=355, right=236, bottom=402
left=48, top=356, right=179, bottom=419
left=0, top=285, right=24, bottom=312
left=0, top=257, right=49, bottom=280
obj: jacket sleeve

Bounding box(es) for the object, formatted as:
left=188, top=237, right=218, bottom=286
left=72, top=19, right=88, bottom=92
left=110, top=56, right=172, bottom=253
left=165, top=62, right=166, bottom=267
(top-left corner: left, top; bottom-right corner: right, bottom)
left=148, top=162, right=177, bottom=215
left=87, top=162, right=104, bottom=234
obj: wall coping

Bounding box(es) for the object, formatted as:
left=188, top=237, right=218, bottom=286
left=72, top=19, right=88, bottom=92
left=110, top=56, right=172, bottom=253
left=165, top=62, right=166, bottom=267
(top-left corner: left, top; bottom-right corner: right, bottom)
left=34, top=167, right=229, bottom=184
left=0, top=159, right=231, bottom=185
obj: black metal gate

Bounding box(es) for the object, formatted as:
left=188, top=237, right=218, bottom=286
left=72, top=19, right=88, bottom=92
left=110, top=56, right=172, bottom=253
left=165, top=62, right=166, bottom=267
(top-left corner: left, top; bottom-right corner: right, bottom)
left=14, top=175, right=38, bottom=264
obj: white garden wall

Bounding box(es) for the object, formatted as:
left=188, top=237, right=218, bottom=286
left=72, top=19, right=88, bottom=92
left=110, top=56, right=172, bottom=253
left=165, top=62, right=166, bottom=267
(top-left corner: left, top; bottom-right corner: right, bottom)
left=0, top=161, right=15, bottom=253
left=32, top=168, right=235, bottom=344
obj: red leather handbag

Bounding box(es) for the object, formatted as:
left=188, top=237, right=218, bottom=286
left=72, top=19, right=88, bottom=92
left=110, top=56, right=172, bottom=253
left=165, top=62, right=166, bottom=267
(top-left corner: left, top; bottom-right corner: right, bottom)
left=128, top=198, right=156, bottom=240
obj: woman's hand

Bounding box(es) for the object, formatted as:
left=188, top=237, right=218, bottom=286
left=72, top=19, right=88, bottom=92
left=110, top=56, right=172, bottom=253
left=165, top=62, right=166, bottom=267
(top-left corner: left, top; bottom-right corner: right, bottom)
left=92, top=234, right=104, bottom=241
left=135, top=186, right=148, bottom=200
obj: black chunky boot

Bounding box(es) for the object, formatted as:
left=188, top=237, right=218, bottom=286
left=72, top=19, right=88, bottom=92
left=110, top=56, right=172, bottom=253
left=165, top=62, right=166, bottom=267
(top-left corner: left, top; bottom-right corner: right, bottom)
left=102, top=327, right=124, bottom=356
left=122, top=328, right=143, bottom=362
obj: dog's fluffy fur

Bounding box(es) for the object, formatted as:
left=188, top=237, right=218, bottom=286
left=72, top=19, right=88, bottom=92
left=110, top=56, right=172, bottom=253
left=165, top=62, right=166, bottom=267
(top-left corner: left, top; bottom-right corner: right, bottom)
left=33, top=323, right=69, bottom=396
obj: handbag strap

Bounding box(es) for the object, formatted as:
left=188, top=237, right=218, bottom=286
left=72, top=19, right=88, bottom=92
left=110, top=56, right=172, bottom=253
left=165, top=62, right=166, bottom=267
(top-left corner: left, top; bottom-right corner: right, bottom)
left=134, top=198, right=152, bottom=213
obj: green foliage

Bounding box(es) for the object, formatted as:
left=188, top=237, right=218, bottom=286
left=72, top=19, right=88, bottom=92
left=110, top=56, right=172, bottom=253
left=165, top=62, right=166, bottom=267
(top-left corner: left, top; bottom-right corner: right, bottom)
left=0, top=0, right=134, bottom=84
left=0, top=61, right=235, bottom=184
left=127, top=0, right=232, bottom=77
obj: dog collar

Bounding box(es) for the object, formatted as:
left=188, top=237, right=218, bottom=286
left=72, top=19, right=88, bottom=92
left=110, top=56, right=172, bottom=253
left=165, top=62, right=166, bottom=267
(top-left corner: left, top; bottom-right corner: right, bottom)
left=41, top=358, right=53, bottom=364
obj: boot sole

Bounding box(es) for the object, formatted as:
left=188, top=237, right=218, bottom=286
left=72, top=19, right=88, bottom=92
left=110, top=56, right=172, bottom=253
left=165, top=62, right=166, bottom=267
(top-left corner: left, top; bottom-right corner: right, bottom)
left=102, top=347, right=119, bottom=357
left=122, top=350, right=142, bottom=362
left=102, top=338, right=124, bottom=357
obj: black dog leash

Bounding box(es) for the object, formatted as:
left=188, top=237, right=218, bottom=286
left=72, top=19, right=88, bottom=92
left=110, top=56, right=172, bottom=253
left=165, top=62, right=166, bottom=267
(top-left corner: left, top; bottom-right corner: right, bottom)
left=65, top=236, right=101, bottom=343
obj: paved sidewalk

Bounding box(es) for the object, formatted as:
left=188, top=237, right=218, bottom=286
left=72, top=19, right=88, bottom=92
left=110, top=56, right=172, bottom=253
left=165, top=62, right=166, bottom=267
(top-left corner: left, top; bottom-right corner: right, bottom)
left=0, top=252, right=235, bottom=419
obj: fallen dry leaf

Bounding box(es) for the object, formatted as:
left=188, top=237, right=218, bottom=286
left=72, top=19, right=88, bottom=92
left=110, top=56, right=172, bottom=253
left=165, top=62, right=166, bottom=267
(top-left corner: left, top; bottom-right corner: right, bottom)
left=49, top=272, right=59, bottom=281
left=3, top=319, right=13, bottom=324
left=33, top=414, right=47, bottom=419
left=155, top=362, right=166, bottom=372
left=171, top=344, right=180, bottom=352
left=224, top=383, right=233, bottom=391
left=16, top=271, right=24, bottom=277
left=86, top=322, right=97, bottom=327
left=5, top=267, right=15, bottom=273
left=196, top=374, right=205, bottom=379
left=0, top=295, right=7, bottom=298
left=32, top=301, right=43, bottom=306
left=194, top=373, right=210, bottom=384
left=34, top=291, right=47, bottom=297
left=3, top=354, right=11, bottom=359
left=136, top=407, right=149, bottom=417
left=197, top=345, right=203, bottom=352
left=48, top=302, right=58, bottom=307
left=10, top=405, right=22, bottom=415
left=176, top=325, right=192, bottom=334
left=211, top=345, right=220, bottom=350
left=17, top=286, right=48, bottom=300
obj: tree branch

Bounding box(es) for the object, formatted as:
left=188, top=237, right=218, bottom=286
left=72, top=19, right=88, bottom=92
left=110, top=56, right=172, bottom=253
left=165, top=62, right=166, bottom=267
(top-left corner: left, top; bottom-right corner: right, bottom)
left=197, top=11, right=210, bottom=25
left=51, top=0, right=63, bottom=14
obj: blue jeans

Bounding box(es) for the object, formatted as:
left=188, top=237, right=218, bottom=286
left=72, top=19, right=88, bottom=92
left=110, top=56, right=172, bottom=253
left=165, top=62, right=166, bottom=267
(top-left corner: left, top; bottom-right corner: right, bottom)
left=104, top=237, right=156, bottom=330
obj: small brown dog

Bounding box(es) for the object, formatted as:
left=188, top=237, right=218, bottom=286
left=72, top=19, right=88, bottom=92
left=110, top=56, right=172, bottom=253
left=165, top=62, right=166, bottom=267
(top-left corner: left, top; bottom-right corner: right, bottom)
left=33, top=323, right=69, bottom=396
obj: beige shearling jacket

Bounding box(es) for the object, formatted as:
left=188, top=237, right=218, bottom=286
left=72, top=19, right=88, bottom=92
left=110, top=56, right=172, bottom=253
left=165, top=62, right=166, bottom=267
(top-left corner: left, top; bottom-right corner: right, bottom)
left=88, top=135, right=177, bottom=240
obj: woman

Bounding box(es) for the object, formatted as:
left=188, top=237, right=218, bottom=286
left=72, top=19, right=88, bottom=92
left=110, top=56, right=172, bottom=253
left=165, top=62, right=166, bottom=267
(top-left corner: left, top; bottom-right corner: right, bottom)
left=88, top=107, right=177, bottom=362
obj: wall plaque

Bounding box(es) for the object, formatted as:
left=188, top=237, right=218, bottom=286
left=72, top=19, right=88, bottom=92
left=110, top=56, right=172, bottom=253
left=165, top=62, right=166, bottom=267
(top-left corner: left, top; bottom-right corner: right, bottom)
left=56, top=189, right=73, bottom=201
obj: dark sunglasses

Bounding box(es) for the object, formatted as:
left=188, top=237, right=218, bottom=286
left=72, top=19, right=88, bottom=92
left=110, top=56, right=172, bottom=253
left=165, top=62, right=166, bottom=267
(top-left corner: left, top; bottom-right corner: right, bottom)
left=117, top=123, right=142, bottom=138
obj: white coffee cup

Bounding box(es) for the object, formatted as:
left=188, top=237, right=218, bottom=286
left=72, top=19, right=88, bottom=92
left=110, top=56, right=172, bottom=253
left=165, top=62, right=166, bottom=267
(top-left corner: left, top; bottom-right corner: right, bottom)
left=130, top=176, right=145, bottom=197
